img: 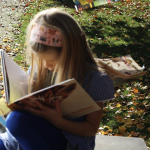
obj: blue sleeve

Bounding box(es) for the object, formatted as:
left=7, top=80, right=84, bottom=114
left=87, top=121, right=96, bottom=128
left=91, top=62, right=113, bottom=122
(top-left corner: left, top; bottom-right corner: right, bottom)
left=82, top=71, right=115, bottom=102
left=27, top=66, right=37, bottom=80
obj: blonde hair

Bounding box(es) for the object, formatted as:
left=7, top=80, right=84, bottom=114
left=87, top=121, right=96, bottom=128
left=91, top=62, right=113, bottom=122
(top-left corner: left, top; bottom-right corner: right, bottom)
left=26, top=8, right=103, bottom=93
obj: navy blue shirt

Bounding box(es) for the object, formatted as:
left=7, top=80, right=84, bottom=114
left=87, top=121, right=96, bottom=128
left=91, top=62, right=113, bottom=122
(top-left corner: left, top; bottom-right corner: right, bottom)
left=62, top=70, right=114, bottom=150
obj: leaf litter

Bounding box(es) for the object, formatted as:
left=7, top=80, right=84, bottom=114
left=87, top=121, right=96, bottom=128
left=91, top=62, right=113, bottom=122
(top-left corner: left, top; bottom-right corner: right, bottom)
left=0, top=0, right=150, bottom=149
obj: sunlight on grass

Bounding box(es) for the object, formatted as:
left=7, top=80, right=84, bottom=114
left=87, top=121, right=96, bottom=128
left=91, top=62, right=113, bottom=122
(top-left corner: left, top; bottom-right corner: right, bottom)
left=1, top=0, right=150, bottom=148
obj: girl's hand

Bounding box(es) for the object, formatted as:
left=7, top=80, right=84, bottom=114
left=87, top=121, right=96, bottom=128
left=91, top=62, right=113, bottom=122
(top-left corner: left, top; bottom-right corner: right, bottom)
left=23, top=100, right=64, bottom=127
left=3, top=93, right=5, bottom=99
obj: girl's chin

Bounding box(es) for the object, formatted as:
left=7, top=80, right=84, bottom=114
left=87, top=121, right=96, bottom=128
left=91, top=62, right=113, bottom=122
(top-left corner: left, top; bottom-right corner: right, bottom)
left=48, top=68, right=54, bottom=71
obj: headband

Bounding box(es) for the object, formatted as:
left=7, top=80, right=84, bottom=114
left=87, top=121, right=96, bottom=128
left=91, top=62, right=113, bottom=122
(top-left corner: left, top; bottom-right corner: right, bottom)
left=30, top=23, right=62, bottom=47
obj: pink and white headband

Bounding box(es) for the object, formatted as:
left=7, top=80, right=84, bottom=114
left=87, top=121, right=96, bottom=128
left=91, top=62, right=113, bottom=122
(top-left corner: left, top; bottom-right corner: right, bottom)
left=30, top=23, right=62, bottom=47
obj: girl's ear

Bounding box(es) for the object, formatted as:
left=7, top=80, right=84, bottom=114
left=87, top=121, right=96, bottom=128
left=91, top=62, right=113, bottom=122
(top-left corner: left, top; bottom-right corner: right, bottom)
left=56, top=83, right=76, bottom=94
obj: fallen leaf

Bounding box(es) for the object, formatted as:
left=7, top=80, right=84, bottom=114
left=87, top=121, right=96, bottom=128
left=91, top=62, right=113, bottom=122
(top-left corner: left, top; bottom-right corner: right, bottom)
left=137, top=123, right=145, bottom=129
left=116, top=103, right=122, bottom=108
left=147, top=127, right=150, bottom=133
left=119, top=126, right=126, bottom=135
left=114, top=134, right=123, bottom=136
left=3, top=39, right=8, bottom=42
left=133, top=88, right=138, bottom=93
left=0, top=76, right=3, bottom=80
left=131, top=131, right=140, bottom=137
left=101, top=131, right=109, bottom=135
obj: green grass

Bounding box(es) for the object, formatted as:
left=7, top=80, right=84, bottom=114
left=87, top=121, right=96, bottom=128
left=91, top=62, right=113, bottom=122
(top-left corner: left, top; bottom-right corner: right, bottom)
left=12, top=0, right=150, bottom=65
left=2, top=0, right=150, bottom=148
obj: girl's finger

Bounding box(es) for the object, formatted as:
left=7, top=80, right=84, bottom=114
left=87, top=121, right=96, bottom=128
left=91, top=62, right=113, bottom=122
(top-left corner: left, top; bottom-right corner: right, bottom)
left=55, top=100, right=61, bottom=113
left=34, top=101, right=46, bottom=110
left=22, top=101, right=37, bottom=108
left=24, top=106, right=43, bottom=117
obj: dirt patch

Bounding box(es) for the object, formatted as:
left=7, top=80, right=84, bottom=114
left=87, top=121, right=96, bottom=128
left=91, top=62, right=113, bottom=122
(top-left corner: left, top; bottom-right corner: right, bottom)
left=0, top=0, right=28, bottom=45
left=0, top=0, right=29, bottom=95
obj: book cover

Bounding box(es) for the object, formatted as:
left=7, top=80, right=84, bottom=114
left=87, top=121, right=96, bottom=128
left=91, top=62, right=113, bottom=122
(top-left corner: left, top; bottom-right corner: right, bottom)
left=0, top=49, right=28, bottom=104
left=73, top=0, right=112, bottom=11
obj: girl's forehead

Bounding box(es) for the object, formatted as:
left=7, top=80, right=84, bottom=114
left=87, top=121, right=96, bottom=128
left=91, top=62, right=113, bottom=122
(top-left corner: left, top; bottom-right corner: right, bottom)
left=33, top=49, right=59, bottom=60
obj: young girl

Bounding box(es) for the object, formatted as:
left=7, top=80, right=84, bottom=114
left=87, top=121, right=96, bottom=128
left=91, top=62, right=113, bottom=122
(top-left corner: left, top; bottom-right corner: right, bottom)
left=0, top=8, right=114, bottom=150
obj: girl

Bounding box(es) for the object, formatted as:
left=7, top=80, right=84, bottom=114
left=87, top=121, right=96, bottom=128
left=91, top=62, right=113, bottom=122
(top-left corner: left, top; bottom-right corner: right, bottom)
left=0, top=8, right=114, bottom=150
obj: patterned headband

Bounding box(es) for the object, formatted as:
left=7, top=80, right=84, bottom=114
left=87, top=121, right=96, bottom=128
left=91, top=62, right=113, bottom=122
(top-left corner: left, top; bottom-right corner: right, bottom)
left=30, top=23, right=62, bottom=47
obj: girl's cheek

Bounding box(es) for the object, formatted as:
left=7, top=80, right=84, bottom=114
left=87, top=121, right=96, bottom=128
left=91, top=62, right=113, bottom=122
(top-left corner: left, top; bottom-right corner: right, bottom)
left=49, top=64, right=53, bottom=67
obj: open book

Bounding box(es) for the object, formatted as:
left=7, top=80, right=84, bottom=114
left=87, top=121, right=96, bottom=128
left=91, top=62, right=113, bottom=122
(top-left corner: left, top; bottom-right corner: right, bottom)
left=73, top=0, right=112, bottom=11
left=96, top=55, right=146, bottom=87
left=0, top=49, right=100, bottom=118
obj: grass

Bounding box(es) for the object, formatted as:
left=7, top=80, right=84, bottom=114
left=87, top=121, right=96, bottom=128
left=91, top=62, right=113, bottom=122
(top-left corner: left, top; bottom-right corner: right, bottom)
left=1, top=0, right=150, bottom=148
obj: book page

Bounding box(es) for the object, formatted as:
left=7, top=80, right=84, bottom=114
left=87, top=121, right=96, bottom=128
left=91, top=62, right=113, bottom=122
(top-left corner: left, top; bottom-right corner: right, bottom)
left=13, top=79, right=100, bottom=119
left=60, top=79, right=101, bottom=119
left=98, top=55, right=143, bottom=75
left=0, top=97, right=10, bottom=116
left=96, top=55, right=146, bottom=87
left=99, top=55, right=144, bottom=75
left=3, top=50, right=29, bottom=104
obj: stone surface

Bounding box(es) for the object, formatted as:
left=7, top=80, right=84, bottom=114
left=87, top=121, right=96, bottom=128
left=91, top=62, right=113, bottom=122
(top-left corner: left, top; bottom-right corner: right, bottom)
left=0, top=116, right=6, bottom=133
left=95, top=135, right=148, bottom=150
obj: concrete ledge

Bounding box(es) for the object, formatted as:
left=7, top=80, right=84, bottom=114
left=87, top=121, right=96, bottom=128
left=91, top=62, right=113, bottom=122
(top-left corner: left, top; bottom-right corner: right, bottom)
left=95, top=135, right=147, bottom=150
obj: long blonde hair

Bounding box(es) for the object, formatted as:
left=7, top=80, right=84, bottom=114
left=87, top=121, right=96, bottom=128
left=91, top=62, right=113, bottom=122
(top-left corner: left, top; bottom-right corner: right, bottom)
left=26, top=8, right=103, bottom=93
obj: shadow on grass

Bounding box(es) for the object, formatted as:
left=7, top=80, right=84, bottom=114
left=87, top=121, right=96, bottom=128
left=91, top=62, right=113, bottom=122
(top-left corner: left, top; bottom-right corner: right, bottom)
left=24, top=0, right=150, bottom=76
left=52, top=0, right=75, bottom=8
left=82, top=16, right=150, bottom=69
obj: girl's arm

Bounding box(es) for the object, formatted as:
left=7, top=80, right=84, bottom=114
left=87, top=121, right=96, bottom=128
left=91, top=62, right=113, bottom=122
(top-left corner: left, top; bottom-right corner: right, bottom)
left=57, top=102, right=103, bottom=137
left=24, top=100, right=103, bottom=137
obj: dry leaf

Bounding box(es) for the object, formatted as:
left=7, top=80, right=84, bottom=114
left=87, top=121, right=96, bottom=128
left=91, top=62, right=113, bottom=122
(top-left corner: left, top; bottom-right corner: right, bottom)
left=116, top=103, right=122, bottom=108
left=119, top=126, right=126, bottom=135
left=133, top=88, right=138, bottom=93
left=137, top=123, right=145, bottom=129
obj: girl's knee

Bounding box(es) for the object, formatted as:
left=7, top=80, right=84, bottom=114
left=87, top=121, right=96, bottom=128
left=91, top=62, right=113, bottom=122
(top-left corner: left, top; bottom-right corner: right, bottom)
left=6, top=111, right=28, bottom=135
left=6, top=111, right=24, bottom=124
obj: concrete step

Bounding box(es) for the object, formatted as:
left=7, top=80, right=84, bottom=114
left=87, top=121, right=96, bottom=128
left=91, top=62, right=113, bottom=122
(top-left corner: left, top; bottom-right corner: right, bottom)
left=95, top=135, right=147, bottom=150
left=0, top=116, right=6, bottom=133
